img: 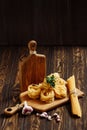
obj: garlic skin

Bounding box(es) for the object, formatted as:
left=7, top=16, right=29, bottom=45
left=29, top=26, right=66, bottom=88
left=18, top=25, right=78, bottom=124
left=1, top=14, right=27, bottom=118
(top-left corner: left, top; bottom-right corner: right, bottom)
left=52, top=113, right=61, bottom=122
left=22, top=101, right=33, bottom=115
left=47, top=115, right=52, bottom=121
left=36, top=112, right=52, bottom=120
left=36, top=112, right=61, bottom=122
left=40, top=112, right=48, bottom=118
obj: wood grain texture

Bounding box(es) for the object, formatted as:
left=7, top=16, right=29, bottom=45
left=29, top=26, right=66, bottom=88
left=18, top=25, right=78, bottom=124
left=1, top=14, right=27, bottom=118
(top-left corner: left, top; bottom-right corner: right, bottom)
left=19, top=53, right=46, bottom=92
left=0, top=0, right=87, bottom=45
left=0, top=45, right=86, bottom=130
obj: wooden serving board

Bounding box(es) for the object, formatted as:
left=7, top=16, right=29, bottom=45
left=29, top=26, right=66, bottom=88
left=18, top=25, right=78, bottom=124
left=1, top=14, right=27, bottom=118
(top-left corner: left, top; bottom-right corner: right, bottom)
left=20, top=88, right=84, bottom=112
left=18, top=40, right=46, bottom=92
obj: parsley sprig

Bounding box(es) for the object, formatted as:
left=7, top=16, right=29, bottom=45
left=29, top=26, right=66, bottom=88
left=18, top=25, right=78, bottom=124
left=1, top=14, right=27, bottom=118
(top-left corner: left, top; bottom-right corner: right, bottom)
left=46, top=75, right=55, bottom=87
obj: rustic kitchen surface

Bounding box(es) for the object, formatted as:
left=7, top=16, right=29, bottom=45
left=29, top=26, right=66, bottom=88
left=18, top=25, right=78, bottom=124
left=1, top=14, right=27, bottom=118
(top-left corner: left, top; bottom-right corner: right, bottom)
left=0, top=45, right=86, bottom=130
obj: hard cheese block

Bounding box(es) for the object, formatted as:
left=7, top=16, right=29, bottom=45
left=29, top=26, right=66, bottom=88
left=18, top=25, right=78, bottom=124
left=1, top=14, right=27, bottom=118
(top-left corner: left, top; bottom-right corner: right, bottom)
left=20, top=89, right=84, bottom=112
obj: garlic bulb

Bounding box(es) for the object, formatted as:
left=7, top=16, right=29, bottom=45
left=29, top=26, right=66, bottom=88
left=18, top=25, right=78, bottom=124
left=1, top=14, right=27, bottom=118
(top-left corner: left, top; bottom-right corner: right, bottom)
left=22, top=101, right=33, bottom=115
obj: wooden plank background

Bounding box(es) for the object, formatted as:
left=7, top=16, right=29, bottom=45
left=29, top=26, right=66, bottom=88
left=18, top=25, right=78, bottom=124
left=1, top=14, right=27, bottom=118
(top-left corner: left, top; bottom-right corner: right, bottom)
left=0, top=45, right=86, bottom=130
left=0, top=0, right=87, bottom=45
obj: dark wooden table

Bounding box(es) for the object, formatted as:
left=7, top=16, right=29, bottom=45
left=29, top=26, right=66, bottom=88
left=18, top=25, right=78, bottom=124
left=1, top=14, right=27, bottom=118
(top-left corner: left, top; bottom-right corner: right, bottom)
left=0, top=45, right=86, bottom=130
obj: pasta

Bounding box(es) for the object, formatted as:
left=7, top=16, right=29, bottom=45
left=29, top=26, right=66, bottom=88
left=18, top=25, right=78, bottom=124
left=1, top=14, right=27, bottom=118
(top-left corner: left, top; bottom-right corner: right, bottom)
left=67, top=75, right=82, bottom=117
left=40, top=88, right=55, bottom=103
left=40, top=79, right=51, bottom=90
left=28, top=84, right=41, bottom=99
left=53, top=76, right=67, bottom=98
left=53, top=84, right=67, bottom=98
left=27, top=72, right=68, bottom=103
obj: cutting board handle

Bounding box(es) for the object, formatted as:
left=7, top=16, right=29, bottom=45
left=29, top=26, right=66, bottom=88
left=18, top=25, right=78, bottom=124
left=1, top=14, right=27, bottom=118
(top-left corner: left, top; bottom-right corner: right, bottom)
left=4, top=103, right=24, bottom=116
left=28, top=40, right=37, bottom=53
left=4, top=92, right=28, bottom=116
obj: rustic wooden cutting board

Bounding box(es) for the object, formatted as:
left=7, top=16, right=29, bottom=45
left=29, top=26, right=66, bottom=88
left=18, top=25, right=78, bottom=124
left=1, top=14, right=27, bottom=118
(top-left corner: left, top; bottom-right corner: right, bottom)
left=20, top=88, right=84, bottom=112
left=18, top=40, right=46, bottom=92
left=4, top=86, right=84, bottom=115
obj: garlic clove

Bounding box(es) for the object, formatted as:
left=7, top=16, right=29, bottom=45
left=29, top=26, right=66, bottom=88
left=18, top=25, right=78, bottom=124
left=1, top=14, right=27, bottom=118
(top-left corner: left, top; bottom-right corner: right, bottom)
left=36, top=112, right=61, bottom=122
left=40, top=112, right=48, bottom=118
left=52, top=112, right=58, bottom=117
left=47, top=115, right=52, bottom=121
left=52, top=112, right=61, bottom=122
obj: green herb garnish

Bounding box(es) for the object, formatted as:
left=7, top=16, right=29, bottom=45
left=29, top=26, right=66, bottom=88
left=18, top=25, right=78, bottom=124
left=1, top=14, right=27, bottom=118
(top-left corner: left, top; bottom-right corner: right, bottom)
left=46, top=75, right=55, bottom=87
